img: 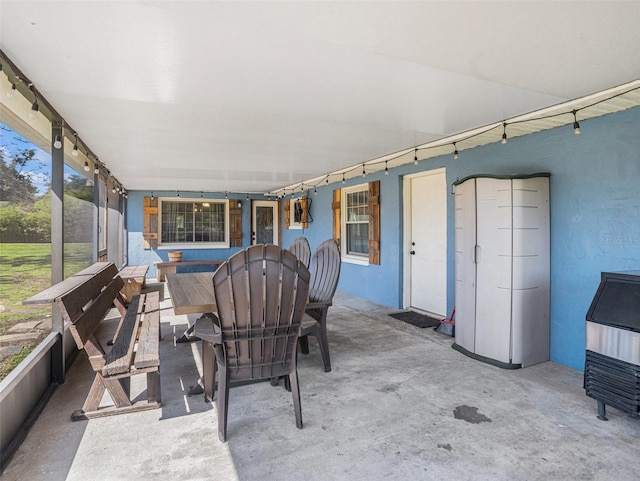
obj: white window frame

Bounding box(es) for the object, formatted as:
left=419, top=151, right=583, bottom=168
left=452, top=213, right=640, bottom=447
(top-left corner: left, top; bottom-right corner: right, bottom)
left=341, top=184, right=369, bottom=266
left=158, top=197, right=230, bottom=249
left=289, top=198, right=303, bottom=230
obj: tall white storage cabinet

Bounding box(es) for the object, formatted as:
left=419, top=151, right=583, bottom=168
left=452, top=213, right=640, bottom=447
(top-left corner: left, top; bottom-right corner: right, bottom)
left=453, top=173, right=550, bottom=368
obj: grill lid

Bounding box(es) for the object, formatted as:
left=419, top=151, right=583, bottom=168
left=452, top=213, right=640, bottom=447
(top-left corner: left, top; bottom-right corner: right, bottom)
left=586, top=271, right=640, bottom=332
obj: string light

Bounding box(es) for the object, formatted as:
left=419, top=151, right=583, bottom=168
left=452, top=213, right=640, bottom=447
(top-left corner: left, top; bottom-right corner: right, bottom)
left=72, top=133, right=79, bottom=156
left=414, top=148, right=418, bottom=165
left=150, top=191, right=154, bottom=200
left=53, top=135, right=62, bottom=149
left=384, top=161, right=389, bottom=175
left=29, top=85, right=39, bottom=118
left=572, top=110, right=581, bottom=135
left=314, top=187, right=317, bottom=195
left=176, top=190, right=180, bottom=197
left=13, top=44, right=636, bottom=204
left=362, top=164, right=366, bottom=177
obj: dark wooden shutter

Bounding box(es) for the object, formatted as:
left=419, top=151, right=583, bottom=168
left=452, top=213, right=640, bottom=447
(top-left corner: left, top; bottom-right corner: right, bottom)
left=284, top=199, right=291, bottom=229
left=143, top=197, right=158, bottom=249
left=300, top=196, right=309, bottom=229
left=332, top=189, right=341, bottom=245
left=229, top=200, right=242, bottom=247
left=368, top=181, right=380, bottom=265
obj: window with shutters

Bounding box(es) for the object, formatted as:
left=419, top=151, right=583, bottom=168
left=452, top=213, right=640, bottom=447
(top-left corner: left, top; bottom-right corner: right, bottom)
left=334, top=181, right=380, bottom=266
left=158, top=198, right=230, bottom=248
left=342, top=184, right=370, bottom=264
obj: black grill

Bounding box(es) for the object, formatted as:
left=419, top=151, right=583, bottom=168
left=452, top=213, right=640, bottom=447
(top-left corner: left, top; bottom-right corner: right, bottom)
left=585, top=351, right=640, bottom=419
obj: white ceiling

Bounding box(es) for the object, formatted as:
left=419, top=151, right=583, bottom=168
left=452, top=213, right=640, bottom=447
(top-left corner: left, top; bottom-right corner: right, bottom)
left=1, top=1, right=640, bottom=194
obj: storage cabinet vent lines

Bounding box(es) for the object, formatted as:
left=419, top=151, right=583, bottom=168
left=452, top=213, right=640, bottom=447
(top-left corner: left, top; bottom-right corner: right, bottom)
left=453, top=173, right=550, bottom=369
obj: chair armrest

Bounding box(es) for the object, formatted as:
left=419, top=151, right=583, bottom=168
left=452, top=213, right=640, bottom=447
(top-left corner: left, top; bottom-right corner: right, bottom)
left=193, top=315, right=222, bottom=343
left=305, top=301, right=332, bottom=310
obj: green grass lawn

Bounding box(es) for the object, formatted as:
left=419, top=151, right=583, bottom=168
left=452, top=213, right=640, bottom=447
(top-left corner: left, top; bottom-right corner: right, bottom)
left=0, top=242, right=94, bottom=331
left=0, top=243, right=52, bottom=332
left=0, top=243, right=93, bottom=381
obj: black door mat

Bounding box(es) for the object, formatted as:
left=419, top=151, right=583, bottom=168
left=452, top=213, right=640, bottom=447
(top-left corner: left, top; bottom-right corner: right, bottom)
left=389, top=311, right=441, bottom=328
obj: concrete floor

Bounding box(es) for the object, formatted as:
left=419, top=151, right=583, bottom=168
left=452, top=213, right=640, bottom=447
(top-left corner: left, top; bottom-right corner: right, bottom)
left=3, top=285, right=639, bottom=481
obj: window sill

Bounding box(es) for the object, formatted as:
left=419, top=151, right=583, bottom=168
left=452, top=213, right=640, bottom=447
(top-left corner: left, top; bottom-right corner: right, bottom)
left=158, top=243, right=229, bottom=250
left=342, top=254, right=369, bottom=266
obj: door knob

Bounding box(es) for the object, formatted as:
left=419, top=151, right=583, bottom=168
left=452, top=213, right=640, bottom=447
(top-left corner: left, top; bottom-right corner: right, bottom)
left=410, top=250, right=416, bottom=255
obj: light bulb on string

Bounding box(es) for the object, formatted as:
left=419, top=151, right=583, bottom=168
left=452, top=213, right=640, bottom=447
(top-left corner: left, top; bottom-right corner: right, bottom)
left=414, top=148, right=418, bottom=165
left=501, top=123, right=508, bottom=144
left=342, top=173, right=346, bottom=184
left=572, top=110, right=581, bottom=135
left=83, top=160, right=90, bottom=172
left=29, top=85, right=38, bottom=118
left=53, top=135, right=62, bottom=149
left=362, top=164, right=366, bottom=177
left=72, top=133, right=79, bottom=156
left=384, top=161, right=389, bottom=175
left=453, top=142, right=459, bottom=160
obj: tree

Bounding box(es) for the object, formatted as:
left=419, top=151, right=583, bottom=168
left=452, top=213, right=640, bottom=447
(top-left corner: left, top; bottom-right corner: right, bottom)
left=64, top=174, right=93, bottom=202
left=0, top=147, right=40, bottom=206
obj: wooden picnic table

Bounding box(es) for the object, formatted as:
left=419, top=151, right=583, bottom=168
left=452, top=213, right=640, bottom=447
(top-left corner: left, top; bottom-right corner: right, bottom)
left=23, top=262, right=115, bottom=305
left=118, top=265, right=149, bottom=302
left=165, top=272, right=216, bottom=316
left=154, top=260, right=222, bottom=282
left=23, top=262, right=149, bottom=306
left=166, top=272, right=218, bottom=395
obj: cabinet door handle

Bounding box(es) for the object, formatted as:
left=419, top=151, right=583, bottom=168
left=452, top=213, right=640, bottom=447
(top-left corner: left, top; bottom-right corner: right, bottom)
left=474, top=245, right=481, bottom=264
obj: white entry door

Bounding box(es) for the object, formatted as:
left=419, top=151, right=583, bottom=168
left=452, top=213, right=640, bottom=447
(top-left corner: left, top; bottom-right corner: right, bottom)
left=252, top=200, right=279, bottom=245
left=405, top=169, right=447, bottom=317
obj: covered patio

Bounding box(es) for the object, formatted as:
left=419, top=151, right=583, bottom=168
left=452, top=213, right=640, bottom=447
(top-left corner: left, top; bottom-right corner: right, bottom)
left=3, top=286, right=639, bottom=481
left=2, top=2, right=640, bottom=478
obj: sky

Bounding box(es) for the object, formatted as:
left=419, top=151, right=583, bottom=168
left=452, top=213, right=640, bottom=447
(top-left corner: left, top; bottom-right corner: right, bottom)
left=1, top=122, right=70, bottom=196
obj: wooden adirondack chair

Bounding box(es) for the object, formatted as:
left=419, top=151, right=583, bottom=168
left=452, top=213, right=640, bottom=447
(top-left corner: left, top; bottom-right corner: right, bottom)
left=194, top=244, right=311, bottom=442
left=288, top=236, right=311, bottom=269
left=299, top=238, right=341, bottom=372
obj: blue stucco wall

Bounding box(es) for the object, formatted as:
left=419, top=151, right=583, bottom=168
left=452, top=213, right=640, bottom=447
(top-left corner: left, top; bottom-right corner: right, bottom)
left=127, top=192, right=257, bottom=277
left=281, top=106, right=640, bottom=371
left=128, top=106, right=640, bottom=371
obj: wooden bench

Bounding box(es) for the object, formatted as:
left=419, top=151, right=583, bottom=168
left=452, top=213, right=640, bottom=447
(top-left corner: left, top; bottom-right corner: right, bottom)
left=54, top=263, right=161, bottom=420
left=154, top=259, right=222, bottom=282
left=118, top=264, right=149, bottom=302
